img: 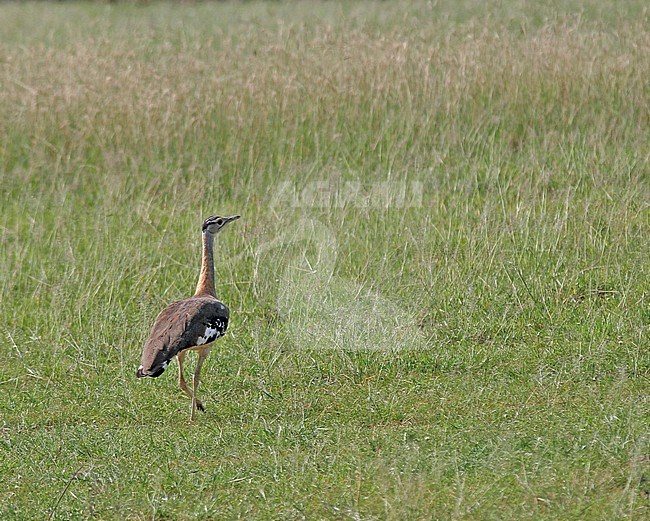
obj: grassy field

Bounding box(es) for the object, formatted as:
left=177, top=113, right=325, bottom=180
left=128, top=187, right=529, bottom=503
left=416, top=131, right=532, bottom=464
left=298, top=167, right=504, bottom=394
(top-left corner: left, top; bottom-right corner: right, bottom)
left=1, top=0, right=649, bottom=519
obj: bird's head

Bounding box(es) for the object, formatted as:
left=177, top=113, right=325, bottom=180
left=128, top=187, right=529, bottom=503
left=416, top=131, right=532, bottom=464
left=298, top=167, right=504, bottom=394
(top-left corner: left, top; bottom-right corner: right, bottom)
left=202, top=215, right=240, bottom=235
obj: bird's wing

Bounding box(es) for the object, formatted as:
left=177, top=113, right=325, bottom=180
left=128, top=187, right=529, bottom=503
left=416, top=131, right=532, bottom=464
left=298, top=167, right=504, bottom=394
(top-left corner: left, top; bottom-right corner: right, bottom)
left=138, top=297, right=229, bottom=377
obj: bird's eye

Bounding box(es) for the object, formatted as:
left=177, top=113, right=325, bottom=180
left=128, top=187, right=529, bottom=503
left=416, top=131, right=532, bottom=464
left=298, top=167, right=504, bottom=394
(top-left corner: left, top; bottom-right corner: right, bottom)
left=215, top=219, right=223, bottom=226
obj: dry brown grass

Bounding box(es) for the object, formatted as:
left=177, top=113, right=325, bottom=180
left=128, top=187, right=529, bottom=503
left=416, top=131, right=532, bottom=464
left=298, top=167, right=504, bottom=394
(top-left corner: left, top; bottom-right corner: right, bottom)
left=2, top=7, right=649, bottom=181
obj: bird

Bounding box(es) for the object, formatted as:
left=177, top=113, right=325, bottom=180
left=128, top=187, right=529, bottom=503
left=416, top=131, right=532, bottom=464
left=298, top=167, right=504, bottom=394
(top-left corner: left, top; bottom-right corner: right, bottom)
left=137, top=214, right=240, bottom=421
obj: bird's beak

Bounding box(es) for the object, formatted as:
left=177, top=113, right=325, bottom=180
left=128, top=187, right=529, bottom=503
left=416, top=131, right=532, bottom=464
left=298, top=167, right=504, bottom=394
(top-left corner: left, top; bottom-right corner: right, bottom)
left=226, top=215, right=241, bottom=223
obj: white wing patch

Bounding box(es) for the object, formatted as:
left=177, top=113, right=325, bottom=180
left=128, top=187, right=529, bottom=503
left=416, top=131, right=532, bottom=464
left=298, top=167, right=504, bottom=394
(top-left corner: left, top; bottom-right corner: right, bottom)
left=196, top=317, right=227, bottom=346
left=197, top=326, right=218, bottom=345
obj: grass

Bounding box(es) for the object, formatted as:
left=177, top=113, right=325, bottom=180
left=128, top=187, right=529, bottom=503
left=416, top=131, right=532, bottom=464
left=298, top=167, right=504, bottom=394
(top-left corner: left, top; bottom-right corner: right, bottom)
left=0, top=0, right=649, bottom=519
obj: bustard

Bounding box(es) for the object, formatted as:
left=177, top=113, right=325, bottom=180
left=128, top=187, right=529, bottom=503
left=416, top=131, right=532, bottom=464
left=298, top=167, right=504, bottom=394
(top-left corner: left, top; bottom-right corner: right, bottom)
left=137, top=215, right=240, bottom=421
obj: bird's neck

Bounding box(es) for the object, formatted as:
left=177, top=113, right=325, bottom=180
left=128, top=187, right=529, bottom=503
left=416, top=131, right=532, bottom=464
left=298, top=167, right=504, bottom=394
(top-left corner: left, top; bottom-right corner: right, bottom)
left=195, top=232, right=216, bottom=298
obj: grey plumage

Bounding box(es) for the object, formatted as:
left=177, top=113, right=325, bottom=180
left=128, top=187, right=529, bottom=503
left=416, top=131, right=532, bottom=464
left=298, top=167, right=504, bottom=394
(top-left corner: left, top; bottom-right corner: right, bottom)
left=137, top=297, right=229, bottom=378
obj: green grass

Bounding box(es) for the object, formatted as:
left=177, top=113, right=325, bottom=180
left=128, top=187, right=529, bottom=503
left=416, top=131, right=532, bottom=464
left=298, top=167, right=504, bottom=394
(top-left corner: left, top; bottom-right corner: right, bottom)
left=0, top=1, right=649, bottom=519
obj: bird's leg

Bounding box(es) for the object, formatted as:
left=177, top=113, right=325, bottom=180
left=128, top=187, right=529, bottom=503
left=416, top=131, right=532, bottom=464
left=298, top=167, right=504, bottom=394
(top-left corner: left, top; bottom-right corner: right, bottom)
left=177, top=350, right=192, bottom=399
left=190, top=348, right=210, bottom=421
left=178, top=350, right=203, bottom=412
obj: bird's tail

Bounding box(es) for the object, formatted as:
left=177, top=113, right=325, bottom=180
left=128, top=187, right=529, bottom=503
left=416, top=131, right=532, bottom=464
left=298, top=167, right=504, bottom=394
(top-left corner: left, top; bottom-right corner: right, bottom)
left=136, top=361, right=168, bottom=378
